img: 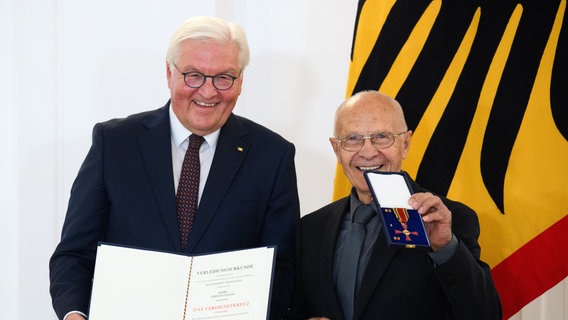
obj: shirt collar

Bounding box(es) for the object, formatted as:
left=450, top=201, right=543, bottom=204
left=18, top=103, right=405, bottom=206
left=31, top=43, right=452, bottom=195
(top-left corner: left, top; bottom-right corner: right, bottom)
left=349, top=188, right=378, bottom=221
left=169, top=105, right=220, bottom=148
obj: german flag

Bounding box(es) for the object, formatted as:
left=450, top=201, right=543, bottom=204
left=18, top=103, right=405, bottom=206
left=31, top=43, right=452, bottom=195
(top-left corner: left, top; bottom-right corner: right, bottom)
left=333, top=1, right=568, bottom=318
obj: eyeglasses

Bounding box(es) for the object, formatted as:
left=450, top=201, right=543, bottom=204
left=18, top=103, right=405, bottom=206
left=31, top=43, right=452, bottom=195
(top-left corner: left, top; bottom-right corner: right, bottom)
left=172, top=63, right=240, bottom=90
left=336, top=131, right=407, bottom=152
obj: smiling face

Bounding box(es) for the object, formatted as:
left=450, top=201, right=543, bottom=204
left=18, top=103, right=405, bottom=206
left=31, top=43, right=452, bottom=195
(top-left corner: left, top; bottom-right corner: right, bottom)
left=330, top=91, right=412, bottom=203
left=166, top=39, right=243, bottom=136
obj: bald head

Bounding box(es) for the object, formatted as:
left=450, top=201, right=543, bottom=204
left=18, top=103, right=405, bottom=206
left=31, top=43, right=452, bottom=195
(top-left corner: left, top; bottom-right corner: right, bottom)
left=334, top=91, right=408, bottom=138
left=329, top=90, right=412, bottom=202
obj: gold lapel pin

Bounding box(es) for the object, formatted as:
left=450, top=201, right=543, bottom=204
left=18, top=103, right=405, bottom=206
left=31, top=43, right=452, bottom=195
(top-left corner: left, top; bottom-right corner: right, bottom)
left=237, top=147, right=244, bottom=152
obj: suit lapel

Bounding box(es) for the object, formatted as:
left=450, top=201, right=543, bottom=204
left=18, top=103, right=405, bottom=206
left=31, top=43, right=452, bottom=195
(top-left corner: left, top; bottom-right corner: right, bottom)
left=138, top=104, right=180, bottom=250
left=185, top=114, right=247, bottom=252
left=320, top=198, right=351, bottom=319
left=354, top=228, right=399, bottom=319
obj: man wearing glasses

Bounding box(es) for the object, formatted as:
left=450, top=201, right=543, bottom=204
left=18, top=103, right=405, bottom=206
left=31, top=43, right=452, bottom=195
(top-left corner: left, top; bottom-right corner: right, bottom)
left=287, top=91, right=501, bottom=320
left=50, top=16, right=300, bottom=320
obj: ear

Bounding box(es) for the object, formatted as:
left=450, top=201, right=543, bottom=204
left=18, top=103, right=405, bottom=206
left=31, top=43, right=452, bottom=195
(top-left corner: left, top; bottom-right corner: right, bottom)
left=329, top=137, right=341, bottom=162
left=166, top=62, right=172, bottom=89
left=401, top=130, right=412, bottom=159
left=234, top=72, right=244, bottom=96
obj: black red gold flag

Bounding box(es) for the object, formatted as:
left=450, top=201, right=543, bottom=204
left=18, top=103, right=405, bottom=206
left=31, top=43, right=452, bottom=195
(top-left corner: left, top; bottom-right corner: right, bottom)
left=333, top=1, right=567, bottom=318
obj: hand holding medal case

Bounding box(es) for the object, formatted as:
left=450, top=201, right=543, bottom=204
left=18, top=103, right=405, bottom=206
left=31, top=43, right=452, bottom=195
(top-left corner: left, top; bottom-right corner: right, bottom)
left=364, top=171, right=430, bottom=248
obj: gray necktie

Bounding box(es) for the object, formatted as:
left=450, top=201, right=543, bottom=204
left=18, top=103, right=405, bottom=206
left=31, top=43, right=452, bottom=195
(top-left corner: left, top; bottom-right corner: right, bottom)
left=336, top=204, right=375, bottom=320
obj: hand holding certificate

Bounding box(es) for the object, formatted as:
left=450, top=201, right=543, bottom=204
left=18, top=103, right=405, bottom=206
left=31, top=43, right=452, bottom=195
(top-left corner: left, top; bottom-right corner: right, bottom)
left=89, top=244, right=276, bottom=319
left=364, top=171, right=430, bottom=248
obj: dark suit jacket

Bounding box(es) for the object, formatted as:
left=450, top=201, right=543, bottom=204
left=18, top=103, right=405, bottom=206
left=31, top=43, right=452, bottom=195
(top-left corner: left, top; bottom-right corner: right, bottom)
left=50, top=101, right=300, bottom=319
left=288, top=175, right=501, bottom=320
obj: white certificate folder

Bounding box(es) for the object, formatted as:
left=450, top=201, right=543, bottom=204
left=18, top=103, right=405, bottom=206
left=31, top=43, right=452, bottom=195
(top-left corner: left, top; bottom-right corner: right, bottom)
left=89, top=243, right=276, bottom=320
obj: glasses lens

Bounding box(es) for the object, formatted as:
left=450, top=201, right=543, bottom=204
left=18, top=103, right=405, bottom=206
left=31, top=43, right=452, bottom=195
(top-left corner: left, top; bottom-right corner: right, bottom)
left=341, top=135, right=364, bottom=151
left=370, top=132, right=395, bottom=149
left=213, top=74, right=235, bottom=90
left=184, top=72, right=205, bottom=88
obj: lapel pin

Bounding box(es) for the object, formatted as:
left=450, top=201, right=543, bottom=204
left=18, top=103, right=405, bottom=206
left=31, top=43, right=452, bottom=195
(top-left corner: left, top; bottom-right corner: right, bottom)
left=237, top=147, right=244, bottom=152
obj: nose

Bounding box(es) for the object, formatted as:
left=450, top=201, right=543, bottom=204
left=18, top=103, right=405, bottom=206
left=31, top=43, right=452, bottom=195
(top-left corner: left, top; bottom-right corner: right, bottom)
left=198, top=78, right=218, bottom=98
left=358, top=138, right=378, bottom=157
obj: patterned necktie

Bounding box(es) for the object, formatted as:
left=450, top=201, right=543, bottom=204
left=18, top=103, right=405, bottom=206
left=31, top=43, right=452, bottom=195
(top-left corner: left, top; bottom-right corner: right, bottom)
left=176, top=134, right=205, bottom=250
left=336, top=204, right=375, bottom=320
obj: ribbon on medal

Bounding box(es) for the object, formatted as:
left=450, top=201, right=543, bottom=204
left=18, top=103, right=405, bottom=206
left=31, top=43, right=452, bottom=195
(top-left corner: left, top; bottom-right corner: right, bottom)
left=393, top=208, right=419, bottom=241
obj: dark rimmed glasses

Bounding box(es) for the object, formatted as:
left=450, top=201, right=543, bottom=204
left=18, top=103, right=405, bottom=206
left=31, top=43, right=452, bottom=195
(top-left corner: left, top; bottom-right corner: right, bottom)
left=172, top=63, right=240, bottom=90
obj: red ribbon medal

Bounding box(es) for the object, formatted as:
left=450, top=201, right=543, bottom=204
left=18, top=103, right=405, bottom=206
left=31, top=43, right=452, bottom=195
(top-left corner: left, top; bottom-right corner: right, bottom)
left=393, top=208, right=419, bottom=241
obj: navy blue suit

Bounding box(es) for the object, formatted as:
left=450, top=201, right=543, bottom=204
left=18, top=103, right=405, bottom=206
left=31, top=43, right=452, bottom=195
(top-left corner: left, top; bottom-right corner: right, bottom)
left=50, top=101, right=300, bottom=319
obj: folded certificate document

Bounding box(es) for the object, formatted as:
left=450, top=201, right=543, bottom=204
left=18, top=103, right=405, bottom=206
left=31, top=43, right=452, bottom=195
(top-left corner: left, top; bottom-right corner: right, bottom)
left=89, top=243, right=276, bottom=320
left=364, top=171, right=430, bottom=248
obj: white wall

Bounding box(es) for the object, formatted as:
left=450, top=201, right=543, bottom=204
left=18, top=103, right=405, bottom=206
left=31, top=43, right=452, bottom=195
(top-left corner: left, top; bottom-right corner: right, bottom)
left=0, top=0, right=564, bottom=319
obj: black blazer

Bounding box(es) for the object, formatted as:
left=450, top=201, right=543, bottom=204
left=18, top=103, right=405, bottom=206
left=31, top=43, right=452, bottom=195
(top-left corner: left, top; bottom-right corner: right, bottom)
left=50, top=101, right=300, bottom=319
left=289, top=175, right=501, bottom=320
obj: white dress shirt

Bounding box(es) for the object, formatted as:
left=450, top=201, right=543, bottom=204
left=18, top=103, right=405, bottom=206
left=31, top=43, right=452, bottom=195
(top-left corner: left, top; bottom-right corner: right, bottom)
left=169, top=106, right=219, bottom=203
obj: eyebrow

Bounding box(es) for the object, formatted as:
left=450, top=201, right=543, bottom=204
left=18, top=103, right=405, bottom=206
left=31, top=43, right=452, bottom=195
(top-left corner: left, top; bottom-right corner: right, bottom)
left=176, top=64, right=240, bottom=75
